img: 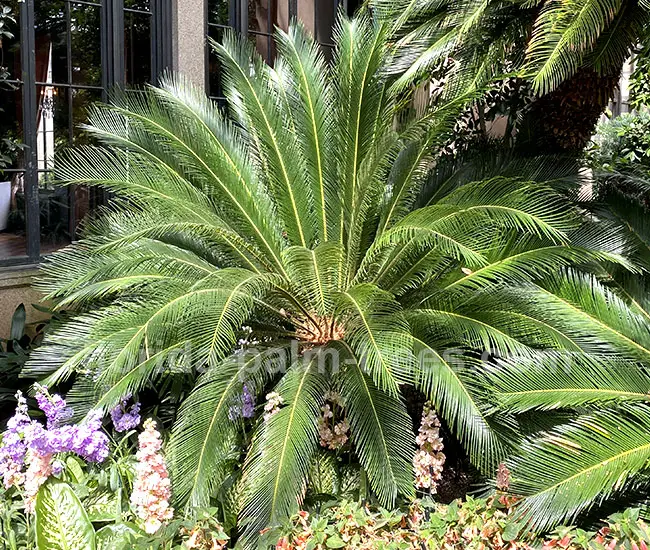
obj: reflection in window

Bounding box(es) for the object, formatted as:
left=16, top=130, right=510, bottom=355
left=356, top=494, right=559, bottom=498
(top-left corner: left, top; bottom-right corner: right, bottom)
left=206, top=0, right=350, bottom=99
left=32, top=0, right=104, bottom=252
left=125, top=1, right=152, bottom=87
left=0, top=1, right=25, bottom=260
left=1, top=0, right=168, bottom=264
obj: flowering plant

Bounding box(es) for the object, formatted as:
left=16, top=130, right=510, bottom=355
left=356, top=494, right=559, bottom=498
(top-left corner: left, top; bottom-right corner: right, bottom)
left=0, top=388, right=110, bottom=512
left=413, top=403, right=446, bottom=493
left=131, top=418, right=174, bottom=534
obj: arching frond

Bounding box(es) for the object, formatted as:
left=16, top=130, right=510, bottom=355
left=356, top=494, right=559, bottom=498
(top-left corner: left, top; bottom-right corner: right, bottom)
left=509, top=405, right=650, bottom=531
left=215, top=33, right=316, bottom=248
left=337, top=284, right=415, bottom=394
left=525, top=0, right=624, bottom=94
left=336, top=342, right=416, bottom=506
left=488, top=352, right=650, bottom=412
left=412, top=338, right=509, bottom=472
left=275, top=23, right=340, bottom=243
left=169, top=348, right=286, bottom=510
left=239, top=359, right=328, bottom=543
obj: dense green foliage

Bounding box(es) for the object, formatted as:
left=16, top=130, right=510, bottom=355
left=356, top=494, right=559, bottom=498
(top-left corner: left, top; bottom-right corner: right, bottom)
left=370, top=0, right=650, bottom=96
left=17, top=11, right=650, bottom=545
left=587, top=112, right=650, bottom=173
left=275, top=499, right=650, bottom=549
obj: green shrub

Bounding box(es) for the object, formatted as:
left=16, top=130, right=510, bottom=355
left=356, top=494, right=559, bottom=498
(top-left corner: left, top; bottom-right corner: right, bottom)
left=587, top=112, right=650, bottom=173
left=272, top=499, right=650, bottom=550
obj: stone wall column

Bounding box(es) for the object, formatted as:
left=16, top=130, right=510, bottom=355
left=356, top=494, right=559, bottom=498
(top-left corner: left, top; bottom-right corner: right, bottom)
left=172, top=0, right=207, bottom=90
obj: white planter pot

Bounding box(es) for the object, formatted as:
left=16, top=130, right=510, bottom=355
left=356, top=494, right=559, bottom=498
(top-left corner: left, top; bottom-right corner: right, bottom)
left=0, top=181, right=11, bottom=231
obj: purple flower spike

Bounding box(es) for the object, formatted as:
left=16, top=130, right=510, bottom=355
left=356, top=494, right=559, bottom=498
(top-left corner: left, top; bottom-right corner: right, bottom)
left=35, top=386, right=74, bottom=429
left=241, top=384, right=255, bottom=419
left=0, top=392, right=33, bottom=488
left=110, top=395, right=142, bottom=433
left=228, top=384, right=256, bottom=421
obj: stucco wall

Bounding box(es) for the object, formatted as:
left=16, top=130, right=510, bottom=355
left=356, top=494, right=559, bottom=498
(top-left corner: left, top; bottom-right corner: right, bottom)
left=0, top=267, right=48, bottom=339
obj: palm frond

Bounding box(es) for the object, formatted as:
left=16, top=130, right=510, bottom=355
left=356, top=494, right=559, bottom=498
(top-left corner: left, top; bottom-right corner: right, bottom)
left=239, top=359, right=328, bottom=544
left=169, top=348, right=285, bottom=511
left=411, top=338, right=509, bottom=472
left=338, top=284, right=414, bottom=394
left=509, top=404, right=650, bottom=531
left=336, top=342, right=416, bottom=506
left=488, top=352, right=650, bottom=412
left=525, top=0, right=624, bottom=94
left=214, top=33, right=316, bottom=248
left=275, top=23, right=340, bottom=243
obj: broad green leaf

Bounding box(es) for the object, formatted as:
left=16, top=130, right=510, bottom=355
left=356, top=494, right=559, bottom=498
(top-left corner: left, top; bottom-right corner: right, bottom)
left=35, top=481, right=96, bottom=550
left=96, top=523, right=141, bottom=550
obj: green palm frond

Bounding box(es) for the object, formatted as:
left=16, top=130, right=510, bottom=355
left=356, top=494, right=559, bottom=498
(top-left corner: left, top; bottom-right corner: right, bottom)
left=508, top=405, right=650, bottom=531
left=169, top=348, right=285, bottom=510
left=488, top=352, right=650, bottom=412
left=525, top=0, right=624, bottom=94
left=214, top=33, right=316, bottom=249
left=374, top=0, right=646, bottom=100
left=337, top=284, right=415, bottom=394
left=275, top=23, right=340, bottom=243
left=239, top=359, right=328, bottom=541
left=536, top=272, right=650, bottom=362
left=412, top=338, right=509, bottom=472
left=336, top=342, right=416, bottom=506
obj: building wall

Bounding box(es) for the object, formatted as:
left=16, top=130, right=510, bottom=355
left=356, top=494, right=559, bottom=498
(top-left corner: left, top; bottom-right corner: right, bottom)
left=172, top=0, right=206, bottom=88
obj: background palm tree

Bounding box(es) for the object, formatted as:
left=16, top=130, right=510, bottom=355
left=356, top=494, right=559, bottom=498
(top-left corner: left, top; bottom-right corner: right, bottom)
left=371, top=0, right=650, bottom=153
left=21, top=12, right=639, bottom=545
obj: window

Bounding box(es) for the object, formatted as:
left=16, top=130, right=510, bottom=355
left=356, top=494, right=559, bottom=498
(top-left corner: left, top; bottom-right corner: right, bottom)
left=206, top=0, right=358, bottom=101
left=0, top=0, right=171, bottom=266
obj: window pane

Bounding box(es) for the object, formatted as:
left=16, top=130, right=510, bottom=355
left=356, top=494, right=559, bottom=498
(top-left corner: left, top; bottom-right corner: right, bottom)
left=71, top=3, right=102, bottom=86
left=33, top=84, right=101, bottom=251
left=124, top=0, right=151, bottom=11
left=207, top=25, right=224, bottom=99
left=0, top=0, right=21, bottom=81
left=248, top=0, right=268, bottom=33
left=0, top=86, right=23, bottom=170
left=125, top=11, right=152, bottom=86
left=248, top=31, right=275, bottom=65
left=208, top=0, right=231, bottom=25
left=34, top=0, right=69, bottom=85
left=38, top=85, right=70, bottom=155
left=0, top=192, right=26, bottom=258
left=38, top=171, right=71, bottom=252
left=0, top=84, right=26, bottom=260
left=72, top=87, right=102, bottom=145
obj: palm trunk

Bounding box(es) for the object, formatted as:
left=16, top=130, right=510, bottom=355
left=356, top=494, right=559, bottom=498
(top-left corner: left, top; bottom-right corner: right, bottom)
left=517, top=68, right=621, bottom=154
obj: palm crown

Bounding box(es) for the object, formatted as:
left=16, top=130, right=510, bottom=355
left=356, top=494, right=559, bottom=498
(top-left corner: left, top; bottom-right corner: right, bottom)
left=23, top=13, right=641, bottom=544
left=371, top=0, right=650, bottom=95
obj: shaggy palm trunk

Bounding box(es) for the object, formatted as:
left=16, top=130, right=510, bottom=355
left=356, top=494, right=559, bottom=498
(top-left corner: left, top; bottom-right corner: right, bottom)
left=519, top=68, right=621, bottom=154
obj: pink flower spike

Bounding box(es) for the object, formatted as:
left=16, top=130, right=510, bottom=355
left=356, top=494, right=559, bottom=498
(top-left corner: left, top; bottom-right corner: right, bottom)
left=131, top=419, right=174, bottom=534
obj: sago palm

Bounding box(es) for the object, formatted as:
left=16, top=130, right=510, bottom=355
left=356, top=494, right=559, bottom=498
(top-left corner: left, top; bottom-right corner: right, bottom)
left=22, top=14, right=632, bottom=543
left=371, top=0, right=650, bottom=152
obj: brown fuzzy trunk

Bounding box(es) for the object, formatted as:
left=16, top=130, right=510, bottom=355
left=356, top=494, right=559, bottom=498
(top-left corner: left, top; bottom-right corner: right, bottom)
left=518, top=68, right=621, bottom=154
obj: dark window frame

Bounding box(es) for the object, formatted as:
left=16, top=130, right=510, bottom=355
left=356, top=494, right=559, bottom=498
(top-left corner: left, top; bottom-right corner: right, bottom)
left=0, top=0, right=172, bottom=267
left=206, top=0, right=353, bottom=101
